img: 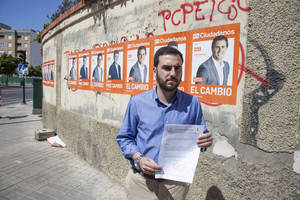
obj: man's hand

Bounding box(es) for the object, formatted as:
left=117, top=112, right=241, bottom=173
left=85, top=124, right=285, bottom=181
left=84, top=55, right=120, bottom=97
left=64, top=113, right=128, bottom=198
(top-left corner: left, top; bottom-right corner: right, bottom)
left=139, top=156, right=162, bottom=175
left=196, top=132, right=213, bottom=148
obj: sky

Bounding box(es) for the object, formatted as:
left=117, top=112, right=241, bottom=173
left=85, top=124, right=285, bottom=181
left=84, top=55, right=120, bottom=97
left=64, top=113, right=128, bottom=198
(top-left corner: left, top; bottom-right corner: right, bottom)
left=0, top=0, right=64, bottom=32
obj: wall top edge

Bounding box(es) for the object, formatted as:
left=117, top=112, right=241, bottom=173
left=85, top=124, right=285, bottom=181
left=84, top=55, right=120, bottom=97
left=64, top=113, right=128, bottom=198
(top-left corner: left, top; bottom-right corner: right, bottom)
left=41, top=0, right=94, bottom=40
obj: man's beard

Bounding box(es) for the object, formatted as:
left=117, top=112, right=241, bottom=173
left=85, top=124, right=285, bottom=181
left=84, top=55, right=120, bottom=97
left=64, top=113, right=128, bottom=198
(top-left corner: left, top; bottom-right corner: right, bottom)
left=156, top=71, right=181, bottom=92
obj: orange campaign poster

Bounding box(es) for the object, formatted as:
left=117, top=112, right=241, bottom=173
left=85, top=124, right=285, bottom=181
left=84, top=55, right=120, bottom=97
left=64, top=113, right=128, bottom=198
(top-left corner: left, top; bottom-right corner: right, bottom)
left=153, top=32, right=190, bottom=93
left=42, top=63, right=47, bottom=86
left=77, top=50, right=91, bottom=90
left=189, top=23, right=240, bottom=105
left=42, top=60, right=55, bottom=88
left=67, top=53, right=78, bottom=89
left=124, top=38, right=153, bottom=95
left=90, top=48, right=106, bottom=92
left=105, top=43, right=125, bottom=94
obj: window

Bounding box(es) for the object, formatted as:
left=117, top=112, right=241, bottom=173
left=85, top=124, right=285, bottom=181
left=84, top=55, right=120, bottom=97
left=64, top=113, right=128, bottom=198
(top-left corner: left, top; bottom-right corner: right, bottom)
left=8, top=50, right=12, bottom=55
left=17, top=35, right=22, bottom=40
left=17, top=43, right=22, bottom=48
left=8, top=42, right=12, bottom=47
left=24, top=43, right=28, bottom=48
left=0, top=35, right=4, bottom=39
left=0, top=42, right=4, bottom=47
left=24, top=36, right=28, bottom=40
left=0, top=50, right=4, bottom=55
left=8, top=35, right=12, bottom=40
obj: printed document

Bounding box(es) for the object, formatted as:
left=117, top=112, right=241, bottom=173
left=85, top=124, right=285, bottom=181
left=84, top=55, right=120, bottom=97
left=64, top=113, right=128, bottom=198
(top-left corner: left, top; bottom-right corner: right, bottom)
left=155, top=124, right=205, bottom=183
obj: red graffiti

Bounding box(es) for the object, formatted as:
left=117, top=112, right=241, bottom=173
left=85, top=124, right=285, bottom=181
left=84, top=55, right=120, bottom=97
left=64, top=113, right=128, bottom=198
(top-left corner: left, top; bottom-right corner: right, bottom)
left=172, top=9, right=181, bottom=25
left=181, top=3, right=194, bottom=24
left=102, top=42, right=109, bottom=47
left=217, top=0, right=251, bottom=20
left=238, top=43, right=271, bottom=87
left=237, top=42, right=245, bottom=85
left=146, top=33, right=154, bottom=38
left=158, top=10, right=171, bottom=32
left=92, top=43, right=101, bottom=48
left=194, top=0, right=209, bottom=21
left=217, top=0, right=238, bottom=20
left=158, top=0, right=251, bottom=32
left=236, top=0, right=251, bottom=12
left=120, top=36, right=128, bottom=42
left=96, top=33, right=154, bottom=47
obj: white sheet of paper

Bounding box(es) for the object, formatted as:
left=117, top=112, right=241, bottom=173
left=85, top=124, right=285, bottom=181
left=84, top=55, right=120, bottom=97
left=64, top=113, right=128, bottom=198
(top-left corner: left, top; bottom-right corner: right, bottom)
left=155, top=124, right=205, bottom=183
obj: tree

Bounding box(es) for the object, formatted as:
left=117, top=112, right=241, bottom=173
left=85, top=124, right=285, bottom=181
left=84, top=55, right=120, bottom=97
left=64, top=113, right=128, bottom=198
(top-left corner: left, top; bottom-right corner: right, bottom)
left=0, top=53, right=20, bottom=86
left=28, top=65, right=42, bottom=77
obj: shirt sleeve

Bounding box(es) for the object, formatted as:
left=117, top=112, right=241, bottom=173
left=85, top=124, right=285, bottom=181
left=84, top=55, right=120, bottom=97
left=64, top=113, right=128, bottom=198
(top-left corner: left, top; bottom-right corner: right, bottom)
left=116, top=97, right=140, bottom=159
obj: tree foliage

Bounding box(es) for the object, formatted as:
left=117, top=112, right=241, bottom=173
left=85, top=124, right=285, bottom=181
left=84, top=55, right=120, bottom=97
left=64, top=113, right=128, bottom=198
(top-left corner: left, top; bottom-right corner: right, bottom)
left=0, top=53, right=20, bottom=76
left=46, top=0, right=82, bottom=23
left=28, top=65, right=42, bottom=77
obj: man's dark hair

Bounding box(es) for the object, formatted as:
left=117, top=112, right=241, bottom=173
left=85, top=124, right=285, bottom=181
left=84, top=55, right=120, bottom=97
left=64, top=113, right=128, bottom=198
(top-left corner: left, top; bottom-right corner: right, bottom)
left=211, top=35, right=228, bottom=50
left=137, top=46, right=146, bottom=56
left=113, top=50, right=119, bottom=56
left=154, top=46, right=183, bottom=67
left=97, top=53, right=103, bottom=58
left=168, top=41, right=178, bottom=48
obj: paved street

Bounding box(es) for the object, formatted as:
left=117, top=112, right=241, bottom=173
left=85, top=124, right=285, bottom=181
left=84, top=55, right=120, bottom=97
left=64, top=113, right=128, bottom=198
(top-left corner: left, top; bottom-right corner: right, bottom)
left=0, top=102, right=127, bottom=200
left=0, top=85, right=33, bottom=106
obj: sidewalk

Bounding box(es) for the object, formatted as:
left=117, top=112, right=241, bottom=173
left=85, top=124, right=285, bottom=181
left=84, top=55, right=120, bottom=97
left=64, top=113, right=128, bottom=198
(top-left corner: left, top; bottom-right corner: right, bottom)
left=0, top=102, right=127, bottom=200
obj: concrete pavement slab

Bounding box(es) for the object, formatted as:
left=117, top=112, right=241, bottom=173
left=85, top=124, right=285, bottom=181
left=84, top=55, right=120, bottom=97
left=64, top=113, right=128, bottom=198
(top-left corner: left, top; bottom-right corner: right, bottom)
left=0, top=102, right=127, bottom=200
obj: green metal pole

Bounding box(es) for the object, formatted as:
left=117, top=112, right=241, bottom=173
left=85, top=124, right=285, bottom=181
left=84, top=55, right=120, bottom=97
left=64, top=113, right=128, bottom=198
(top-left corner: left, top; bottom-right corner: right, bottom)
left=22, top=75, right=26, bottom=104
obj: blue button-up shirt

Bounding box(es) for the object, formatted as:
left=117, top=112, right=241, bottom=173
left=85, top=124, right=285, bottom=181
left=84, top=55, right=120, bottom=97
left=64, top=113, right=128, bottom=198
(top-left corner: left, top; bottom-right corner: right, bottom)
left=116, top=88, right=207, bottom=167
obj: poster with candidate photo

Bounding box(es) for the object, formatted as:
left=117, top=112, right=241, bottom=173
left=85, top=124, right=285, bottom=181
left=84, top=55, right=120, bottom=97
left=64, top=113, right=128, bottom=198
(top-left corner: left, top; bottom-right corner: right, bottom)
left=153, top=32, right=189, bottom=93
left=125, top=38, right=153, bottom=95
left=67, top=54, right=78, bottom=89
left=50, top=64, right=55, bottom=82
left=105, top=44, right=125, bottom=94
left=78, top=51, right=90, bottom=90
left=191, top=38, right=234, bottom=86
left=90, top=48, right=105, bottom=92
left=42, top=60, right=55, bottom=88
left=189, top=23, right=240, bottom=105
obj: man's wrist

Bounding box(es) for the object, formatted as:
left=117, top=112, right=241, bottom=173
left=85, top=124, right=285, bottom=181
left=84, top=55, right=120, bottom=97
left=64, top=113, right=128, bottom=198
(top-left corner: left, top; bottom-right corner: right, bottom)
left=131, top=152, right=142, bottom=160
left=132, top=153, right=144, bottom=170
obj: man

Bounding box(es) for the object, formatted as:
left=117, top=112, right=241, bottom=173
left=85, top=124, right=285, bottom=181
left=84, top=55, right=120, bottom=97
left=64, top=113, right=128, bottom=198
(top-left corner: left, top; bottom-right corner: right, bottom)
left=108, top=50, right=121, bottom=80
left=92, top=53, right=104, bottom=82
left=116, top=46, right=213, bottom=200
left=196, top=35, right=230, bottom=85
left=69, top=57, right=77, bottom=80
left=129, top=46, right=147, bottom=82
left=80, top=55, right=88, bottom=79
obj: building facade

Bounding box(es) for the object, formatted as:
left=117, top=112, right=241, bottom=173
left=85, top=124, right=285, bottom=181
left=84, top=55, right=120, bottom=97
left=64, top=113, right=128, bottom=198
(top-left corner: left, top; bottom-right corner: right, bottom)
left=0, top=23, right=42, bottom=66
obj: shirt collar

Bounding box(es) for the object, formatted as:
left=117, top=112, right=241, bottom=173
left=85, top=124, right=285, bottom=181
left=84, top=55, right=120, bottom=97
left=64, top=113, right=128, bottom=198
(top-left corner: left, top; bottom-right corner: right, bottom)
left=138, top=62, right=143, bottom=69
left=152, top=87, right=180, bottom=105
left=212, top=56, right=224, bottom=69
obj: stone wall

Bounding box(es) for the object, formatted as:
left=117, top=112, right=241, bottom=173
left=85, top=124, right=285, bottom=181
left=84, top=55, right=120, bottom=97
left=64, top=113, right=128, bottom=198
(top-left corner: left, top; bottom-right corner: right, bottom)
left=41, top=0, right=300, bottom=199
